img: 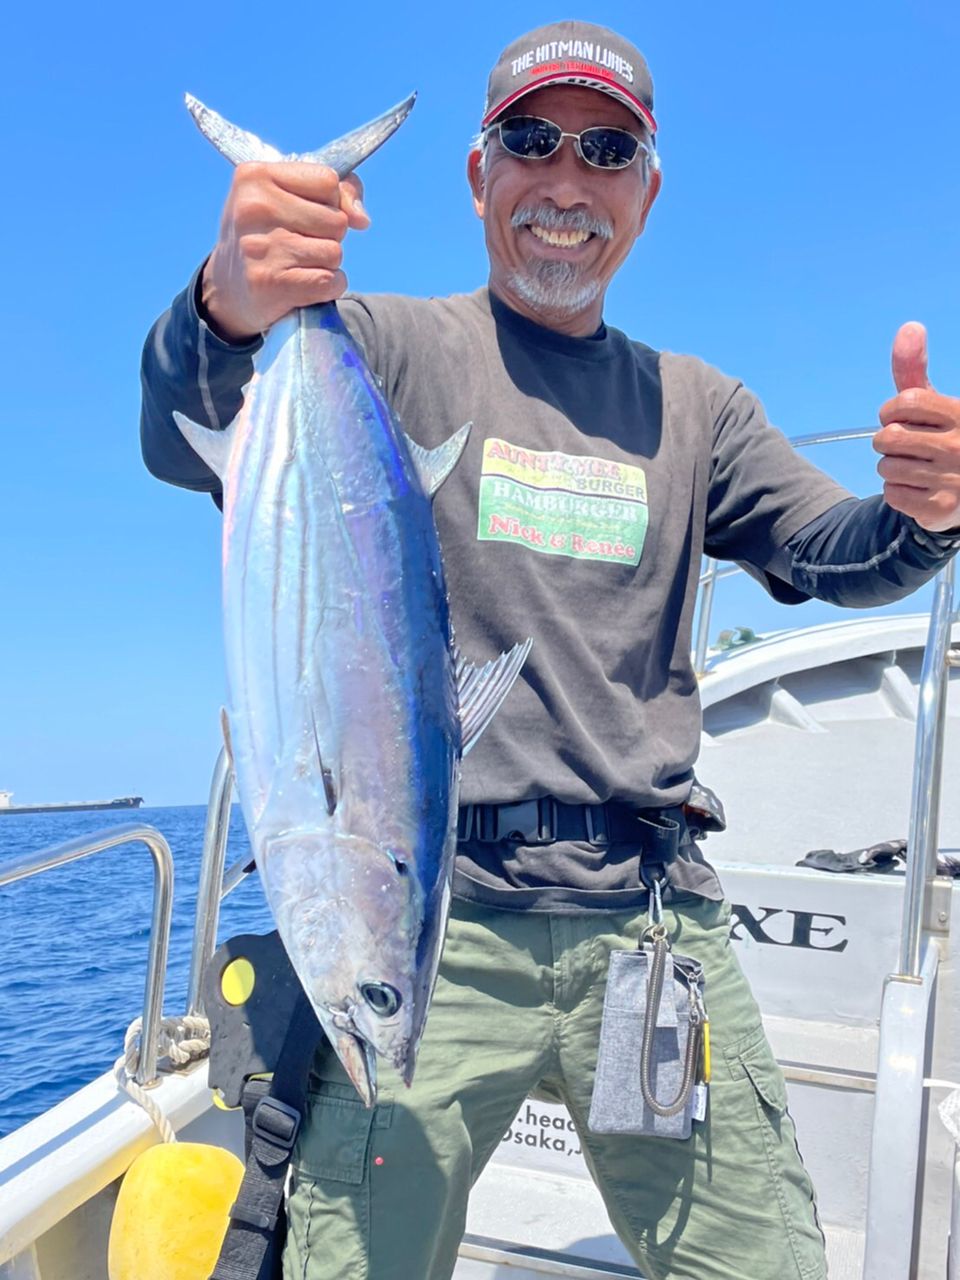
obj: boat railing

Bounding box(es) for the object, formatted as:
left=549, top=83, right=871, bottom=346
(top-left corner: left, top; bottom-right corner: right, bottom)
left=0, top=824, right=174, bottom=1086
left=185, top=746, right=247, bottom=1018
left=186, top=746, right=234, bottom=1016
left=899, top=553, right=957, bottom=978
left=864, top=555, right=956, bottom=1274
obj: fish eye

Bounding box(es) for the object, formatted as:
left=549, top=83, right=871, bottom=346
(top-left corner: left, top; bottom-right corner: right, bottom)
left=360, top=982, right=402, bottom=1017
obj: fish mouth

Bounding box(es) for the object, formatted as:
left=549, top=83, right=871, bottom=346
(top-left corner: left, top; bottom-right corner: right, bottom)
left=320, top=1009, right=379, bottom=1107
left=348, top=1036, right=379, bottom=1108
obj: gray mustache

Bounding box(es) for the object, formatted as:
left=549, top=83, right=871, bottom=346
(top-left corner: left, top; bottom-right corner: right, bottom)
left=511, top=204, right=613, bottom=240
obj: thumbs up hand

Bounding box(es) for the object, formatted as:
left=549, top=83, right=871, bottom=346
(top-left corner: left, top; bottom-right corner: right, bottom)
left=874, top=323, right=960, bottom=533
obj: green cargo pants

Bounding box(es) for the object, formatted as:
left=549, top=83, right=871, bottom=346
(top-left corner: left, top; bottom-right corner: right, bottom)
left=283, top=893, right=826, bottom=1280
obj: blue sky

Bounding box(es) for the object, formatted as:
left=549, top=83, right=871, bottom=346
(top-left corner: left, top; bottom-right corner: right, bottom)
left=1, top=0, right=957, bottom=806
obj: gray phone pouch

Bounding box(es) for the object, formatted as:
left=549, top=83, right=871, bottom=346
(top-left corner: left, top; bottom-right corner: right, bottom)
left=588, top=943, right=707, bottom=1141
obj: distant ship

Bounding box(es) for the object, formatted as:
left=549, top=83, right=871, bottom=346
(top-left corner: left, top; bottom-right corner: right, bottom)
left=0, top=792, right=144, bottom=816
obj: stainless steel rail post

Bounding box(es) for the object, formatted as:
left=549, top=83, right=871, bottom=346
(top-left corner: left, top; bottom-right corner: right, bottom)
left=898, top=556, right=956, bottom=978
left=788, top=428, right=876, bottom=449
left=186, top=746, right=235, bottom=1017
left=0, top=824, right=174, bottom=1086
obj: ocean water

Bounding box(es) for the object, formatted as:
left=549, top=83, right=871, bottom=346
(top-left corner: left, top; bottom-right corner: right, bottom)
left=0, top=804, right=274, bottom=1137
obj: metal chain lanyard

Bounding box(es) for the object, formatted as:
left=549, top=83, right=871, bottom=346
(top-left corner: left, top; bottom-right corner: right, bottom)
left=638, top=874, right=711, bottom=1117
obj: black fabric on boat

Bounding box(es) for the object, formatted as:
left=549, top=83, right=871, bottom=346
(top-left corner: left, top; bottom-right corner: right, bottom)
left=798, top=840, right=960, bottom=878
left=797, top=840, right=907, bottom=874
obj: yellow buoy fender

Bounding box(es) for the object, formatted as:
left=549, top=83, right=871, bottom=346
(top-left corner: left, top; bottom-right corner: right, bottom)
left=108, top=1142, right=244, bottom=1280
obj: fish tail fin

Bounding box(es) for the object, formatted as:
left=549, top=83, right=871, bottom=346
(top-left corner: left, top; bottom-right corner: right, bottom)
left=295, top=94, right=416, bottom=178
left=184, top=92, right=416, bottom=178
left=184, top=94, right=284, bottom=165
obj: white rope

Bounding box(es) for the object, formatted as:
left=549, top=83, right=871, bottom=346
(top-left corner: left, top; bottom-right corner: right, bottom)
left=114, top=1014, right=211, bottom=1144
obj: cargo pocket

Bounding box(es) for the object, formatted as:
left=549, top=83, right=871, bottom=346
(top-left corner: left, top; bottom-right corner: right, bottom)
left=724, top=1029, right=826, bottom=1280
left=285, top=1082, right=391, bottom=1280
left=741, top=1035, right=788, bottom=1117
left=297, top=1082, right=379, bottom=1183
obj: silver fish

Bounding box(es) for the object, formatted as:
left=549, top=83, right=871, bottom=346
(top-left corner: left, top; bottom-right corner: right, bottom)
left=175, top=95, right=530, bottom=1105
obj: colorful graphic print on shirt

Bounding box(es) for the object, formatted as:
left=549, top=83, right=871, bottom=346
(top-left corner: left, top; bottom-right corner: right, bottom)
left=477, top=437, right=648, bottom=565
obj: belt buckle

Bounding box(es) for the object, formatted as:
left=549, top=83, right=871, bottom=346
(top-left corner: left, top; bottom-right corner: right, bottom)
left=457, top=805, right=474, bottom=841
left=494, top=798, right=556, bottom=845
left=585, top=805, right=609, bottom=846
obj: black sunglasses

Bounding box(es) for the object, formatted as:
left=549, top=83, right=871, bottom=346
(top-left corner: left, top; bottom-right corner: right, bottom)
left=492, top=115, right=650, bottom=171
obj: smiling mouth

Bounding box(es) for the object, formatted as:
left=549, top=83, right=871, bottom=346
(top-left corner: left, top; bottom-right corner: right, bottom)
left=526, top=224, right=594, bottom=248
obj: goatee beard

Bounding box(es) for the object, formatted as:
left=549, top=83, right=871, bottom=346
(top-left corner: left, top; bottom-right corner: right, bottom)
left=507, top=260, right=602, bottom=318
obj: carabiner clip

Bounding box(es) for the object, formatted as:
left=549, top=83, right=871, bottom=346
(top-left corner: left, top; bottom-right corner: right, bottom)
left=640, top=871, right=667, bottom=946
left=651, top=874, right=664, bottom=927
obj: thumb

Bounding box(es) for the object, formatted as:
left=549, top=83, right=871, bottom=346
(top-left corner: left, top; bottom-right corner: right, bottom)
left=891, top=321, right=931, bottom=392
left=341, top=174, right=370, bottom=230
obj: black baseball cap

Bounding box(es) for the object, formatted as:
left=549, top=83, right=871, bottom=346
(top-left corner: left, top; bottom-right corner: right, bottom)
left=482, top=20, right=657, bottom=134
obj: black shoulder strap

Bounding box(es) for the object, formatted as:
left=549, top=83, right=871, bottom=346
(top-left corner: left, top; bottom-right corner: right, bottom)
left=209, top=991, right=322, bottom=1280
left=203, top=932, right=325, bottom=1280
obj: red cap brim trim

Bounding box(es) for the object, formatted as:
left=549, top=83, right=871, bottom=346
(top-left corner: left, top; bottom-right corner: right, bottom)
left=482, top=72, right=657, bottom=133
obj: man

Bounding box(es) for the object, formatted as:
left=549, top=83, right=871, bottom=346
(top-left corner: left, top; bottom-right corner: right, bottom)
left=141, top=21, right=960, bottom=1280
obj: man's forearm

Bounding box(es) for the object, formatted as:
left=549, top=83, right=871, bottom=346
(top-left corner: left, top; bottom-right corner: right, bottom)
left=140, top=265, right=262, bottom=492
left=773, top=496, right=960, bottom=607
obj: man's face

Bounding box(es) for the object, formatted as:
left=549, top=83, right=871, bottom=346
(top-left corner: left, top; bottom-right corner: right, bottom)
left=468, top=84, right=661, bottom=335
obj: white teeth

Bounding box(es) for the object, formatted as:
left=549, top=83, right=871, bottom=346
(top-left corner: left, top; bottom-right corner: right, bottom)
left=528, top=225, right=591, bottom=247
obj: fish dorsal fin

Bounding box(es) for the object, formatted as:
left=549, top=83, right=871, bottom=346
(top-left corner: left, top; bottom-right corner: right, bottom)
left=456, top=638, right=533, bottom=756
left=173, top=410, right=236, bottom=481
left=184, top=94, right=284, bottom=165
left=404, top=423, right=471, bottom=498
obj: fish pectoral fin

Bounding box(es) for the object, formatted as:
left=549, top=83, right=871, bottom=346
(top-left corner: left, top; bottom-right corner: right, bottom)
left=456, top=637, right=533, bottom=756
left=184, top=95, right=284, bottom=166
left=173, top=411, right=236, bottom=481
left=403, top=423, right=472, bottom=498
left=310, top=705, right=337, bottom=815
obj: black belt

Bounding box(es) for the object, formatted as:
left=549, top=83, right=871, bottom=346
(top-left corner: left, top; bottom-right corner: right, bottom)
left=457, top=798, right=685, bottom=859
